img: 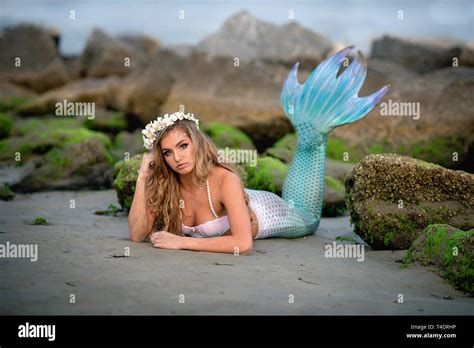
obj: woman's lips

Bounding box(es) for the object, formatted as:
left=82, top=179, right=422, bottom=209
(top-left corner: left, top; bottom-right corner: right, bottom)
left=177, top=163, right=188, bottom=169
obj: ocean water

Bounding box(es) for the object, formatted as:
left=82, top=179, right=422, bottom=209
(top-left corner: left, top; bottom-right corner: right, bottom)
left=0, top=0, right=472, bottom=56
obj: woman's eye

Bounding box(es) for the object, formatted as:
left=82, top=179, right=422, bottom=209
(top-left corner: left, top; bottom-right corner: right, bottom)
left=180, top=143, right=188, bottom=149
left=163, top=151, right=169, bottom=157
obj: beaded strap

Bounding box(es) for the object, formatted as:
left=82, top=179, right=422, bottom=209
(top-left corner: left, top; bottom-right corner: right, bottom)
left=206, top=178, right=219, bottom=219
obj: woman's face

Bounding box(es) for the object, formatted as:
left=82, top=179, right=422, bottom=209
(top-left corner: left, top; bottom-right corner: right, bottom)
left=160, top=128, right=196, bottom=174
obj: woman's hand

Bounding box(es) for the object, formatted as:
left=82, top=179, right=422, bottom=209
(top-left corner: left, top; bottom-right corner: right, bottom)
left=138, top=151, right=157, bottom=178
left=150, top=231, right=184, bottom=250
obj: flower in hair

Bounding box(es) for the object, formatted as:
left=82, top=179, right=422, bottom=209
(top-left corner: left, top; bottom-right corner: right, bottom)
left=142, top=111, right=199, bottom=150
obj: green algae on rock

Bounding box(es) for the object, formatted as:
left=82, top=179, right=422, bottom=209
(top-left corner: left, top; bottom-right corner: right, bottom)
left=403, top=224, right=473, bottom=294
left=202, top=121, right=256, bottom=150
left=0, top=182, right=15, bottom=201
left=346, top=154, right=474, bottom=250
left=113, top=154, right=143, bottom=209
left=0, top=113, right=13, bottom=139
left=244, top=156, right=288, bottom=196
left=33, top=216, right=48, bottom=225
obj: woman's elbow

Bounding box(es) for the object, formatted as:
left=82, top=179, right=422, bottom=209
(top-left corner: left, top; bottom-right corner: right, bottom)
left=129, top=226, right=147, bottom=243
left=238, top=239, right=253, bottom=255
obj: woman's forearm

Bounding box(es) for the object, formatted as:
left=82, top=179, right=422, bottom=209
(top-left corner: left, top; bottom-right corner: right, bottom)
left=181, top=235, right=253, bottom=255
left=128, top=176, right=150, bottom=242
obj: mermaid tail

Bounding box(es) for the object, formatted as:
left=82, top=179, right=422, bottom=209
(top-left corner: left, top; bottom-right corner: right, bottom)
left=252, top=46, right=389, bottom=239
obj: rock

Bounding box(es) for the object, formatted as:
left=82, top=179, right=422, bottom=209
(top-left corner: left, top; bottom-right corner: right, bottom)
left=346, top=154, right=474, bottom=250
left=198, top=10, right=333, bottom=66
left=0, top=117, right=114, bottom=191
left=264, top=133, right=355, bottom=182
left=10, top=133, right=114, bottom=192
left=0, top=24, right=70, bottom=92
left=370, top=35, right=464, bottom=74
left=403, top=224, right=473, bottom=294
left=111, top=130, right=145, bottom=160
left=460, top=43, right=474, bottom=67
left=16, top=77, right=119, bottom=115
left=0, top=113, right=13, bottom=139
left=244, top=156, right=288, bottom=196
left=0, top=81, right=37, bottom=112
left=109, top=52, right=177, bottom=124
left=264, top=133, right=295, bottom=163
left=83, top=108, right=127, bottom=134
left=0, top=117, right=83, bottom=162
left=81, top=29, right=148, bottom=78
left=0, top=182, right=14, bottom=201
left=202, top=122, right=255, bottom=150
left=159, top=52, right=295, bottom=151
left=330, top=66, right=474, bottom=171
left=323, top=176, right=347, bottom=217
left=118, top=34, right=161, bottom=60
left=113, top=154, right=143, bottom=209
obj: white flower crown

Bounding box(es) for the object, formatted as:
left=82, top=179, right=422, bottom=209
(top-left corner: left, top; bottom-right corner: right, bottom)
left=141, top=111, right=200, bottom=150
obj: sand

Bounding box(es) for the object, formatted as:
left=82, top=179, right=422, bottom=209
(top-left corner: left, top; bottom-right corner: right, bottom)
left=0, top=189, right=472, bottom=315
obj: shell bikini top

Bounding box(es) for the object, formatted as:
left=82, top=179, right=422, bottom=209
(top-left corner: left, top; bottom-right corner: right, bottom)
left=181, top=178, right=230, bottom=238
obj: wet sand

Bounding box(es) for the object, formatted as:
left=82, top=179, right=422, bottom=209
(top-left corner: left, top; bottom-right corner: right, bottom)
left=0, top=189, right=472, bottom=315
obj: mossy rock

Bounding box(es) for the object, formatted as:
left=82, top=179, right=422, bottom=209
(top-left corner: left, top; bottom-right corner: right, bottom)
left=111, top=129, right=145, bottom=161
left=367, top=136, right=469, bottom=169
left=0, top=113, right=13, bottom=139
left=0, top=96, right=30, bottom=112
left=33, top=216, right=48, bottom=225
left=113, top=154, right=143, bottom=209
left=346, top=154, right=474, bottom=250
left=0, top=118, right=112, bottom=163
left=0, top=182, right=14, bottom=201
left=326, top=138, right=364, bottom=163
left=83, top=109, right=127, bottom=134
left=403, top=224, right=473, bottom=294
left=244, top=156, right=288, bottom=195
left=323, top=176, right=347, bottom=217
left=264, top=133, right=296, bottom=163
left=202, top=122, right=255, bottom=150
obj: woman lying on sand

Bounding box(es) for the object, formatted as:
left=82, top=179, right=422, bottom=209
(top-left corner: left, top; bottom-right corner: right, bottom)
left=128, top=46, right=388, bottom=254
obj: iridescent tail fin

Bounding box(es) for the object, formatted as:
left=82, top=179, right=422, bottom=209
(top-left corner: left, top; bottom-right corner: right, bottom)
left=280, top=46, right=389, bottom=137
left=280, top=46, right=389, bottom=229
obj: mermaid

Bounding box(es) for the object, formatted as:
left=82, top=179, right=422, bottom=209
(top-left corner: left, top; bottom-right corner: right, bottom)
left=127, top=46, right=389, bottom=254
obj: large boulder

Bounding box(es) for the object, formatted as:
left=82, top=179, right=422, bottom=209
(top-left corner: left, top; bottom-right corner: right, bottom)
left=111, top=130, right=145, bottom=161
left=108, top=50, right=181, bottom=124
left=198, top=10, right=333, bottom=66
left=403, top=224, right=473, bottom=294
left=11, top=136, right=114, bottom=192
left=370, top=35, right=464, bottom=74
left=202, top=121, right=255, bottom=150
left=0, top=81, right=36, bottom=112
left=346, top=154, right=474, bottom=250
left=81, top=29, right=157, bottom=78
left=0, top=24, right=70, bottom=92
left=0, top=117, right=114, bottom=191
left=16, top=77, right=119, bottom=115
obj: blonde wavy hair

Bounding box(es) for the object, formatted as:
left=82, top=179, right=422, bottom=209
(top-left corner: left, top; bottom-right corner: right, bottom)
left=145, top=119, right=250, bottom=236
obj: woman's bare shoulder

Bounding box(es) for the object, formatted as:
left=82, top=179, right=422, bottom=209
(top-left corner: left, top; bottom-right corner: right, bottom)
left=213, top=166, right=241, bottom=191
